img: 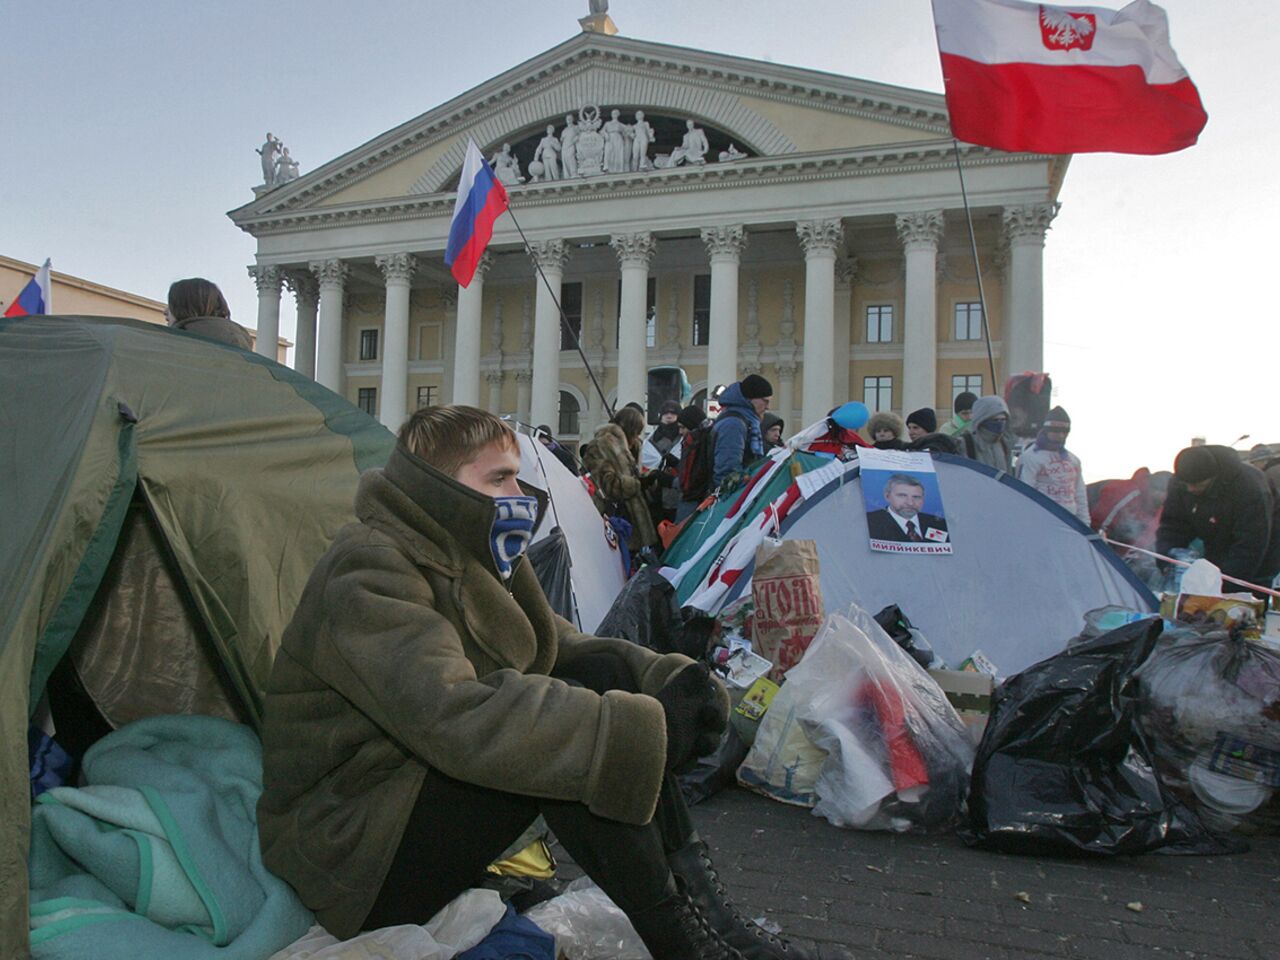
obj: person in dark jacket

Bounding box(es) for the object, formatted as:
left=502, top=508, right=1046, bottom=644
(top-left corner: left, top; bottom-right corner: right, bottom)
left=1156, top=444, right=1280, bottom=587
left=711, top=375, right=772, bottom=489
left=166, top=277, right=253, bottom=350
left=761, top=412, right=785, bottom=451
left=534, top=424, right=580, bottom=475
left=867, top=411, right=907, bottom=450
left=258, top=405, right=842, bottom=959
left=905, top=408, right=937, bottom=442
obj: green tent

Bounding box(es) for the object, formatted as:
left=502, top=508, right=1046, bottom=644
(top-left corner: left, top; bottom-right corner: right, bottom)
left=1, top=316, right=395, bottom=957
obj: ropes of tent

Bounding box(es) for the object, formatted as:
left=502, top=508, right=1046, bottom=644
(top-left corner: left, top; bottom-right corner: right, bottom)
left=1100, top=536, right=1280, bottom=600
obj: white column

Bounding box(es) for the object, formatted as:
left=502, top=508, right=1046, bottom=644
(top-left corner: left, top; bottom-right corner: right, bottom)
left=610, top=232, right=656, bottom=410
left=286, top=271, right=319, bottom=378
left=310, top=259, right=348, bottom=393
left=515, top=370, right=533, bottom=424
left=452, top=251, right=492, bottom=407
left=777, top=362, right=797, bottom=434
left=248, top=265, right=282, bottom=360
left=375, top=253, right=417, bottom=430
left=896, top=211, right=944, bottom=414
left=796, top=218, right=844, bottom=425
left=833, top=257, right=855, bottom=404
left=700, top=225, right=747, bottom=395
left=440, top=291, right=457, bottom=403
left=528, top=239, right=571, bottom=429
left=1003, top=203, right=1058, bottom=378
left=486, top=370, right=505, bottom=415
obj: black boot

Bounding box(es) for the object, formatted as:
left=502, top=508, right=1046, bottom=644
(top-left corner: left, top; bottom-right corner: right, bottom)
left=669, top=838, right=853, bottom=960
left=626, top=874, right=744, bottom=960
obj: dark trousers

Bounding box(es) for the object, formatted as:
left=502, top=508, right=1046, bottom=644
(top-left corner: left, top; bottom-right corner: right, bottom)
left=362, top=652, right=693, bottom=931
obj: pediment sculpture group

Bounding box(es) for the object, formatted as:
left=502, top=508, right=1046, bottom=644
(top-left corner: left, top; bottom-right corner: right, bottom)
left=256, top=132, right=301, bottom=189
left=489, top=106, right=748, bottom=186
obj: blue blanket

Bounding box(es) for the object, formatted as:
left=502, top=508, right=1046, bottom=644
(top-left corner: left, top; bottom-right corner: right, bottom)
left=29, top=715, right=313, bottom=959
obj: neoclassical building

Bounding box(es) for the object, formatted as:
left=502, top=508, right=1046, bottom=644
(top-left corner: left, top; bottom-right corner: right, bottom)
left=229, top=16, right=1066, bottom=446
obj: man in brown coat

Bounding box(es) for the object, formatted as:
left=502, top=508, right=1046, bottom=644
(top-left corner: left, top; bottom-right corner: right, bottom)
left=258, top=406, right=842, bottom=959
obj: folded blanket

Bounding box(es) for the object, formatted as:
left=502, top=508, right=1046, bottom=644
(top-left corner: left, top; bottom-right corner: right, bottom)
left=29, top=715, right=313, bottom=959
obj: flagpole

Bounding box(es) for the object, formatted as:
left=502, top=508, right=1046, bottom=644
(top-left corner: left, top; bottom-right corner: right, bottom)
left=951, top=140, right=998, bottom=392
left=502, top=205, right=615, bottom=423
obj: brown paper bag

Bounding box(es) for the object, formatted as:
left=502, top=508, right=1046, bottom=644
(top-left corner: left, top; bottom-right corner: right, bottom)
left=751, top=539, right=825, bottom=681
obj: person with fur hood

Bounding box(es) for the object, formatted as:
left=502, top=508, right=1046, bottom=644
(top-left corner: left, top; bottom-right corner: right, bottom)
left=958, top=395, right=1014, bottom=472
left=867, top=411, right=907, bottom=450
left=582, top=405, right=659, bottom=552
left=1016, top=406, right=1090, bottom=523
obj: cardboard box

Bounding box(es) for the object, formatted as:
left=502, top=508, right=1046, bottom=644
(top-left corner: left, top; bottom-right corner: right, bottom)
left=928, top=668, right=994, bottom=744
left=1160, top=592, right=1266, bottom=637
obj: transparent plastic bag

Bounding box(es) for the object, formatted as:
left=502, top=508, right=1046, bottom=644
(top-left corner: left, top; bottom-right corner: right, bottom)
left=802, top=606, right=975, bottom=832
left=1136, top=628, right=1280, bottom=834
left=521, top=876, right=651, bottom=960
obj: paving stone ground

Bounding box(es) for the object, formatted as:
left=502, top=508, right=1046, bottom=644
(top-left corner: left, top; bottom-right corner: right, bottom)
left=686, top=785, right=1280, bottom=960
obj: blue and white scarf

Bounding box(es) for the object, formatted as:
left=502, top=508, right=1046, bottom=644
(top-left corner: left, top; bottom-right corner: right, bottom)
left=490, top=495, right=539, bottom=579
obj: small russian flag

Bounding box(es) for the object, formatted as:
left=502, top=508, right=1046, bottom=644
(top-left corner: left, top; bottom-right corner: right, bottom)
left=444, top=140, right=509, bottom=288
left=4, top=258, right=53, bottom=317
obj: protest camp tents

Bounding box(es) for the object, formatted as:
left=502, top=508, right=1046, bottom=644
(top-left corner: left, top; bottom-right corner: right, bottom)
left=662, top=451, right=1156, bottom=677
left=0, top=315, right=397, bottom=957
left=516, top=430, right=628, bottom=632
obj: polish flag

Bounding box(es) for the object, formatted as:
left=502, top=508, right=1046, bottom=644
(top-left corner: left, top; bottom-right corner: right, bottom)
left=932, top=0, right=1207, bottom=155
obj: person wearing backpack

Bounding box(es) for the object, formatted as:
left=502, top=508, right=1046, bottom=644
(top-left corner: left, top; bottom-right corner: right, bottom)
left=674, top=405, right=711, bottom=521
left=711, top=375, right=772, bottom=490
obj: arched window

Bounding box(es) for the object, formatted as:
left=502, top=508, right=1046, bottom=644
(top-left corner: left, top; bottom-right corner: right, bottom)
left=558, top=390, right=581, bottom=438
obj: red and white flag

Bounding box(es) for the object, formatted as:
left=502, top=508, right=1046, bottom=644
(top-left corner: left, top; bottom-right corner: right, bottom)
left=931, top=0, right=1207, bottom=154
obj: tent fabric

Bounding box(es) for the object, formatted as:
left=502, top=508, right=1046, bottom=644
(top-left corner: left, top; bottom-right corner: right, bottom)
left=678, top=453, right=1155, bottom=677
left=516, top=432, right=627, bottom=632
left=1, top=316, right=397, bottom=959
left=527, top=529, right=574, bottom=622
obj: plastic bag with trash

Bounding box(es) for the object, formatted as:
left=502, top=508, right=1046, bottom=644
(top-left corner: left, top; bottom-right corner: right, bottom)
left=522, top=877, right=650, bottom=960
left=963, top=618, right=1237, bottom=856
left=1135, top=627, right=1280, bottom=834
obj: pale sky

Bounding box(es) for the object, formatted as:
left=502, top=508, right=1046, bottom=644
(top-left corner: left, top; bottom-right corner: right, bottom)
left=4, top=0, right=1275, bottom=481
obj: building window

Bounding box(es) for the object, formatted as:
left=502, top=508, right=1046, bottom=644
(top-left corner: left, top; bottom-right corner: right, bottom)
left=559, top=282, right=583, bottom=351
left=416, top=385, right=439, bottom=409
left=558, top=391, right=581, bottom=437
left=357, top=387, right=377, bottom=416
left=951, top=374, right=982, bottom=402
left=615, top=277, right=658, bottom=348
left=692, top=274, right=711, bottom=346
left=954, top=302, right=984, bottom=341
left=863, top=376, right=893, bottom=412
left=865, top=305, right=893, bottom=343
left=359, top=329, right=379, bottom=361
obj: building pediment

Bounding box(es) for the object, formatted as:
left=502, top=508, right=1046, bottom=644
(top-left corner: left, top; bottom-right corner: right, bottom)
left=229, top=32, right=952, bottom=226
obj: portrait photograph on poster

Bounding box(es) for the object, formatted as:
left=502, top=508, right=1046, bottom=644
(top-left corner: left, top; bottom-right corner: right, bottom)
left=858, top=448, right=952, bottom=555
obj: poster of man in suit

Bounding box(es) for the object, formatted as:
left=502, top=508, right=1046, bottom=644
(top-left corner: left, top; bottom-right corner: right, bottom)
left=860, top=449, right=952, bottom=555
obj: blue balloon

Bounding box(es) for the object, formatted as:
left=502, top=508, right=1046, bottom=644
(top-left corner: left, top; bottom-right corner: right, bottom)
left=831, top=401, right=869, bottom=431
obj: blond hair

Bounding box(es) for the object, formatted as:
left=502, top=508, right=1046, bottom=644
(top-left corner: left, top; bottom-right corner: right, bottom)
left=397, top=405, right=517, bottom=477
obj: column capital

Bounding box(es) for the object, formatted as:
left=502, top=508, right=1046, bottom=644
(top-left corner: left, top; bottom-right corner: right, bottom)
left=309, top=259, right=348, bottom=289
left=1003, top=203, right=1060, bottom=246
left=283, top=269, right=318, bottom=304
left=834, top=255, right=858, bottom=289
left=895, top=211, right=945, bottom=251
left=796, top=218, right=845, bottom=258
left=485, top=369, right=506, bottom=385
left=700, top=224, right=748, bottom=261
left=610, top=231, right=657, bottom=267
left=439, top=288, right=458, bottom=311
left=776, top=360, right=798, bottom=380
left=515, top=369, right=534, bottom=384
left=375, top=252, right=419, bottom=284
left=247, top=264, right=283, bottom=294
left=528, top=238, right=571, bottom=273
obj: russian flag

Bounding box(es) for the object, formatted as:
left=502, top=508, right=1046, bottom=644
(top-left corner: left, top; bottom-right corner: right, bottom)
left=4, top=258, right=53, bottom=317
left=444, top=139, right=509, bottom=288
left=932, top=0, right=1207, bottom=155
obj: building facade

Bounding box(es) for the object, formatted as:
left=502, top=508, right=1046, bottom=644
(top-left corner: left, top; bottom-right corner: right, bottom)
left=229, top=25, right=1066, bottom=444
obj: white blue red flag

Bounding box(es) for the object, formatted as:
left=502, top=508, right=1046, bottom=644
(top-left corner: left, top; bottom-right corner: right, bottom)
left=4, top=258, right=53, bottom=317
left=931, top=0, right=1207, bottom=155
left=444, top=140, right=509, bottom=288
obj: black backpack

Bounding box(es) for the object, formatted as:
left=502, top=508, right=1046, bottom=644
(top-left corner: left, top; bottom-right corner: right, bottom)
left=677, top=411, right=747, bottom=502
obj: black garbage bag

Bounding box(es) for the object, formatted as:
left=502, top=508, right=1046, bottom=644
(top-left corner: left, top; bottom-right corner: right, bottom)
left=963, top=618, right=1235, bottom=856
left=595, top=566, right=712, bottom=657
left=873, top=604, right=936, bottom=670
left=528, top=528, right=573, bottom=622
left=678, top=724, right=750, bottom=806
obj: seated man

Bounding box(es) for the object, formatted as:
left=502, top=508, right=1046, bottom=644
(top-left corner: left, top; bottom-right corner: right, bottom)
left=257, top=405, right=843, bottom=960
left=867, top=473, right=948, bottom=543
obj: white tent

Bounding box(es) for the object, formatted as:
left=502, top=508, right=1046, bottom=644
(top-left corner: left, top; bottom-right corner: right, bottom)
left=674, top=453, right=1156, bottom=676
left=517, top=433, right=628, bottom=632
